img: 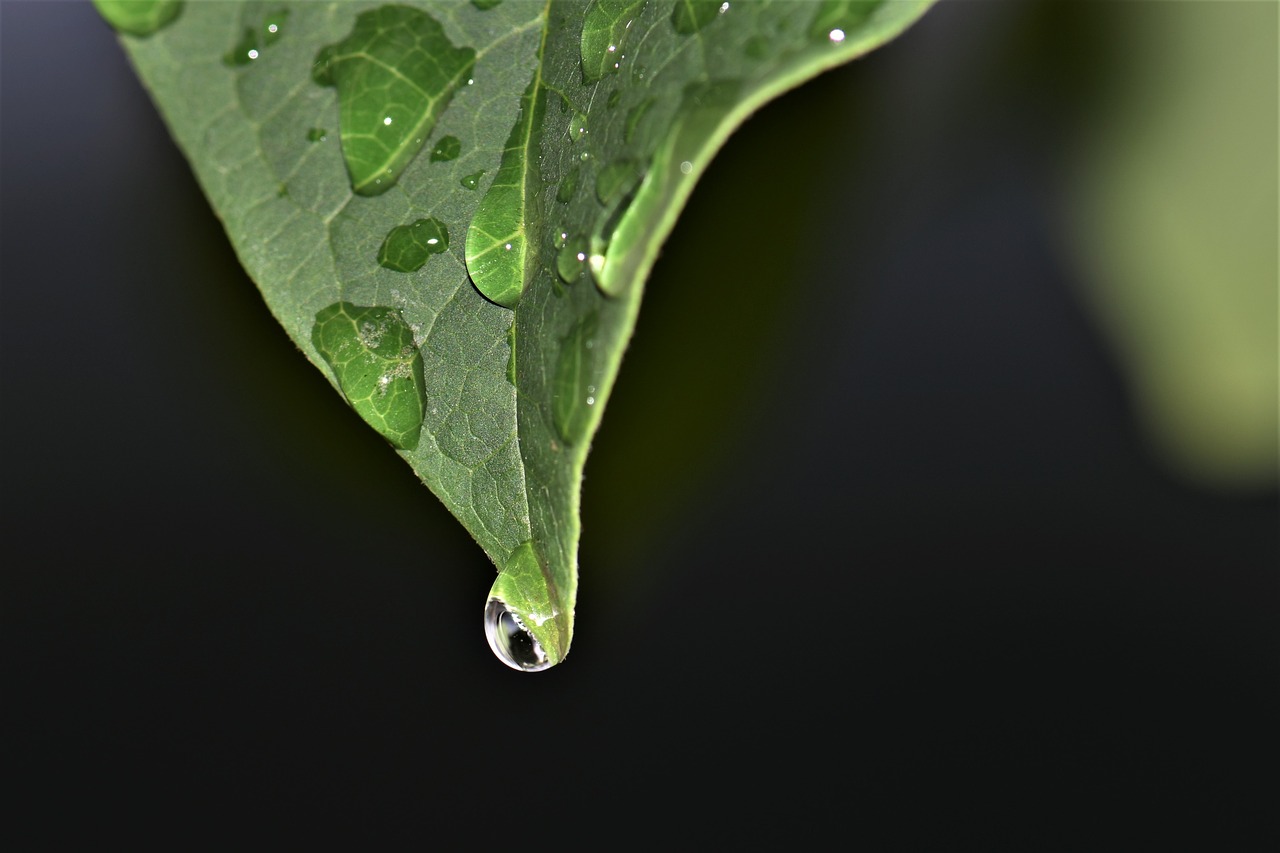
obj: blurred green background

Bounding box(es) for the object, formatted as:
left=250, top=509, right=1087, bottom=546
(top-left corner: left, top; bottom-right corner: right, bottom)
left=4, top=0, right=1275, bottom=842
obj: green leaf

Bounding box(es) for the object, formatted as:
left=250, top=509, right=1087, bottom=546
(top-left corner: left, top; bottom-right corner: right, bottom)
left=101, top=0, right=934, bottom=669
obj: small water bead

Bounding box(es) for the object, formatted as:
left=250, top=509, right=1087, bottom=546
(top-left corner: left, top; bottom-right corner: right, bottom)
left=595, top=159, right=641, bottom=205
left=377, top=217, right=450, bottom=272
left=471, top=0, right=503, bottom=9
left=430, top=135, right=461, bottom=162
left=306, top=127, right=328, bottom=142
left=580, top=0, right=645, bottom=83
left=553, top=230, right=568, bottom=249
left=460, top=170, right=484, bottom=190
left=570, top=113, right=589, bottom=143
left=829, top=28, right=845, bottom=43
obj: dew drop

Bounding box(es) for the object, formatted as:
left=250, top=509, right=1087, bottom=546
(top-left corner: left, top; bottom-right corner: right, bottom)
left=556, top=166, right=581, bottom=204
left=430, top=135, right=462, bottom=162
left=306, top=127, right=327, bottom=142
left=377, top=217, right=450, bottom=272
left=570, top=112, right=589, bottom=142
left=221, top=8, right=289, bottom=67
left=829, top=28, right=845, bottom=43
left=460, top=170, right=484, bottom=190
left=553, top=230, right=568, bottom=249
left=679, top=160, right=693, bottom=174
left=595, top=159, right=641, bottom=205
left=555, top=236, right=590, bottom=284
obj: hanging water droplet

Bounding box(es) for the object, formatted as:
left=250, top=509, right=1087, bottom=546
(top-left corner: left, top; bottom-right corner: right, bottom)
left=460, top=170, right=484, bottom=190
left=679, top=160, right=693, bottom=174
left=484, top=598, right=550, bottom=672
left=306, top=127, right=328, bottom=142
left=377, top=217, right=450, bottom=272
left=595, top=159, right=641, bottom=205
left=430, top=134, right=461, bottom=162
left=555, top=236, right=590, bottom=284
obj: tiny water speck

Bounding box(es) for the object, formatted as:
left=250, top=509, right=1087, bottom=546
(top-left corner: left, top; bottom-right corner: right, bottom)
left=829, top=28, right=846, bottom=43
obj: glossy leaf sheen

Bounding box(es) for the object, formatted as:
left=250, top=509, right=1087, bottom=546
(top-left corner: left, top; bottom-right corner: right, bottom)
left=105, top=0, right=934, bottom=667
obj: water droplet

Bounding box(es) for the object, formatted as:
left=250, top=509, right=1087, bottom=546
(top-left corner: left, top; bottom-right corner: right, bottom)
left=460, top=170, right=484, bottom=190
left=556, top=165, right=581, bottom=204
left=808, top=0, right=880, bottom=44
left=313, top=7, right=475, bottom=196
left=670, top=0, right=721, bottom=35
left=679, top=160, right=693, bottom=174
left=430, top=134, right=461, bottom=162
left=95, top=0, right=183, bottom=37
left=569, top=112, right=589, bottom=142
left=306, top=127, right=328, bottom=142
left=471, top=0, right=503, bottom=9
left=580, top=0, right=645, bottom=84
left=553, top=230, right=568, bottom=249
left=631, top=65, right=647, bottom=83
left=595, top=159, right=641, bottom=205
left=624, top=97, right=654, bottom=144
left=221, top=8, right=289, bottom=67
left=312, top=302, right=426, bottom=450
left=552, top=313, right=599, bottom=445
left=555, top=236, right=590, bottom=284
left=377, top=217, right=450, bottom=272
left=484, top=598, right=549, bottom=672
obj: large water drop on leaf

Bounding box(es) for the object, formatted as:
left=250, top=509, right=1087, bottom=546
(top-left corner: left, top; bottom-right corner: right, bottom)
left=312, top=302, right=427, bottom=450
left=93, top=0, right=182, bottom=37
left=313, top=6, right=475, bottom=196
left=555, top=236, right=590, bottom=284
left=460, top=170, right=484, bottom=190
left=377, top=217, right=449, bottom=272
left=465, top=78, right=546, bottom=308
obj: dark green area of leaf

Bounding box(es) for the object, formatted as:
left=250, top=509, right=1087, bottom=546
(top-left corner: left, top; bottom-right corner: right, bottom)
left=670, top=0, right=721, bottom=35
left=312, top=302, right=427, bottom=450
left=313, top=5, right=475, bottom=196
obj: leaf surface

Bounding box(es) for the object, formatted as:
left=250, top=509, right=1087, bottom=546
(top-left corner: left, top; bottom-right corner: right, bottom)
left=103, top=0, right=934, bottom=667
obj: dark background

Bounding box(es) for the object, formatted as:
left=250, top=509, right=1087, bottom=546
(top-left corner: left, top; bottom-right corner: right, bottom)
left=4, top=1, right=1276, bottom=843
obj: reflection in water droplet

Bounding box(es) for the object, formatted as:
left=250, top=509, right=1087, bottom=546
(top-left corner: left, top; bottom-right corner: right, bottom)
left=95, top=0, right=184, bottom=37
left=555, top=236, right=590, bottom=284
left=377, top=217, right=450, bottom=272
left=679, top=160, right=693, bottom=174
left=484, top=598, right=550, bottom=672
left=829, top=28, right=845, bottom=43
left=460, top=170, right=484, bottom=190
left=556, top=166, right=581, bottom=204
left=306, top=127, right=328, bottom=142
left=807, top=0, right=881, bottom=43
left=430, top=134, right=461, bottom=161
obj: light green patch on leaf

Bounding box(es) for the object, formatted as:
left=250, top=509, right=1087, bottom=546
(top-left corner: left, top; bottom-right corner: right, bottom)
left=312, top=302, right=428, bottom=450
left=104, top=0, right=935, bottom=669
left=313, top=5, right=476, bottom=195
left=93, top=0, right=182, bottom=37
